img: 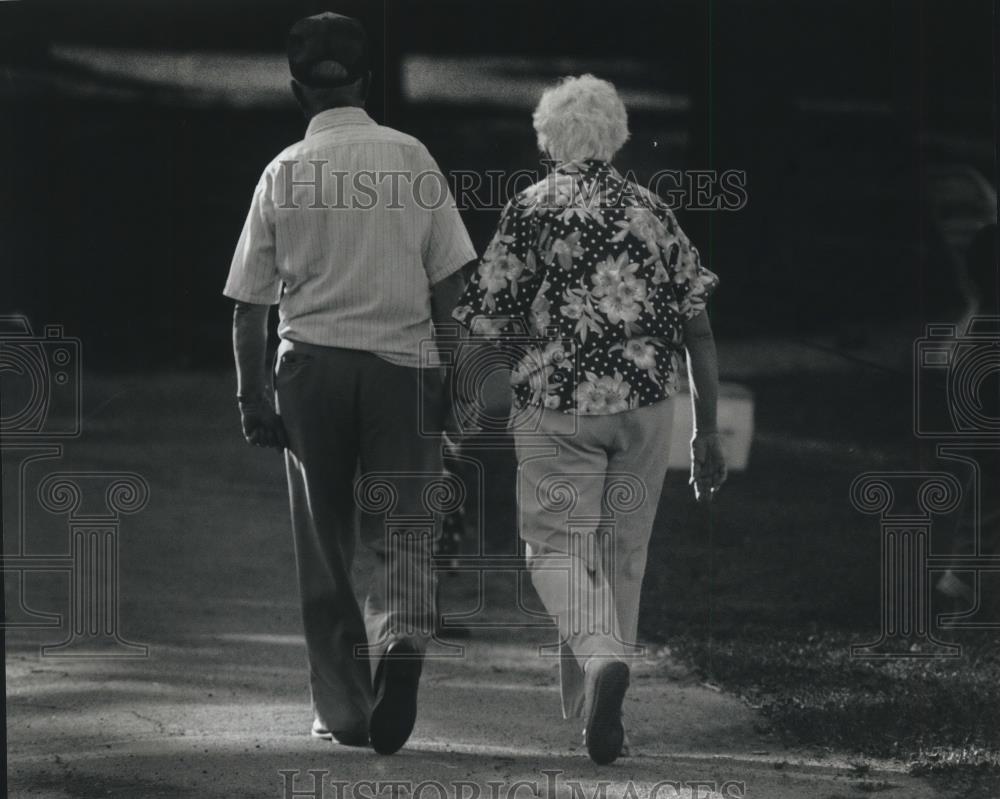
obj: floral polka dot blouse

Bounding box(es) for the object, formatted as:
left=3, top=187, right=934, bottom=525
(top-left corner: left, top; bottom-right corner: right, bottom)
left=452, top=159, right=719, bottom=416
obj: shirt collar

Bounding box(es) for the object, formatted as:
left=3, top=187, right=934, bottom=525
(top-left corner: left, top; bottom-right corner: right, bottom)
left=306, top=107, right=375, bottom=138
left=554, top=158, right=618, bottom=180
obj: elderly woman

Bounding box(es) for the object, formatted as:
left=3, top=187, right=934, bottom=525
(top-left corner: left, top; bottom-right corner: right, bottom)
left=452, top=75, right=726, bottom=764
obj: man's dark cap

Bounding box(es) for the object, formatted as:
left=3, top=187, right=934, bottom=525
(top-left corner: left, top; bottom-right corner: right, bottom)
left=287, top=12, right=369, bottom=88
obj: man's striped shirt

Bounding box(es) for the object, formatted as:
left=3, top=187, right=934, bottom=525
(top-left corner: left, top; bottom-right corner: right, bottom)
left=224, top=107, right=476, bottom=367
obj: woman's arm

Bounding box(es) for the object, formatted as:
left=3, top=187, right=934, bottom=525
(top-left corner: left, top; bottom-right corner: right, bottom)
left=683, top=310, right=719, bottom=435
left=682, top=310, right=727, bottom=501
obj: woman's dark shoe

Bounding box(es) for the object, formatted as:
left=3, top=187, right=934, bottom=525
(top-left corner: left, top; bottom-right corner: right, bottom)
left=583, top=660, right=629, bottom=765
left=369, top=639, right=423, bottom=755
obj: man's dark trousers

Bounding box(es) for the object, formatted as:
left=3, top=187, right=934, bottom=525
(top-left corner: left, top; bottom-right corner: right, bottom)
left=274, top=339, right=442, bottom=737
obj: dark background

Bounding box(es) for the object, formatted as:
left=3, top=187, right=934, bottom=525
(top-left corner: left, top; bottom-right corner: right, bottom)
left=2, top=0, right=995, bottom=368
left=2, top=3, right=999, bottom=768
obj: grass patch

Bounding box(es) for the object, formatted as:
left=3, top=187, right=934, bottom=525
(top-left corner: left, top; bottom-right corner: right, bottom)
left=669, top=629, right=1000, bottom=758
left=638, top=371, right=1000, bottom=773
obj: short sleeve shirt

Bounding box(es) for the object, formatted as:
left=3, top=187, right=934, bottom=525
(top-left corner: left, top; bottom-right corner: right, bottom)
left=224, top=107, right=476, bottom=367
left=452, top=159, right=718, bottom=415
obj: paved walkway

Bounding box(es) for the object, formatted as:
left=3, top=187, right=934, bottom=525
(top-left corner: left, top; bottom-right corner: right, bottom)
left=4, top=371, right=940, bottom=798
left=7, top=596, right=941, bottom=799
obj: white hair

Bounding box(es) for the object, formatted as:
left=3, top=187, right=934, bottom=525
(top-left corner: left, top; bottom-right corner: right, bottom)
left=532, top=74, right=630, bottom=163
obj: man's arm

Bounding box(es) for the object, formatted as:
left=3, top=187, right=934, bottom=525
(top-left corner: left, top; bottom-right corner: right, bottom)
left=430, top=265, right=472, bottom=366
left=431, top=265, right=483, bottom=442
left=233, top=301, right=270, bottom=400
left=682, top=310, right=727, bottom=501
left=232, top=301, right=287, bottom=450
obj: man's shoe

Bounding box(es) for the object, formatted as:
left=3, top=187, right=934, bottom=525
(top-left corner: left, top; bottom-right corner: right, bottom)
left=311, top=719, right=368, bottom=747
left=369, top=640, right=423, bottom=755
left=311, top=719, right=333, bottom=741
left=583, top=660, right=629, bottom=765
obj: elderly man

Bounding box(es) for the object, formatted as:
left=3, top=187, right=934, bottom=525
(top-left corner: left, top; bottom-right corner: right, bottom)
left=224, top=13, right=475, bottom=754
left=452, top=74, right=726, bottom=764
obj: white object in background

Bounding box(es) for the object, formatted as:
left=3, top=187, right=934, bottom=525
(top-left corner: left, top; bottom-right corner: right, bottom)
left=667, top=382, right=754, bottom=472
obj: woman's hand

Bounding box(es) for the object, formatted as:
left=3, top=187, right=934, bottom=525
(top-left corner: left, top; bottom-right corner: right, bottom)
left=690, top=432, right=727, bottom=502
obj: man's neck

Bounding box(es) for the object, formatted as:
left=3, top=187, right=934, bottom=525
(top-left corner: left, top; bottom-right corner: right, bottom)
left=309, top=102, right=365, bottom=119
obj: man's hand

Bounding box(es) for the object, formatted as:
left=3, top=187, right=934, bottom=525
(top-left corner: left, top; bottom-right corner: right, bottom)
left=238, top=395, right=289, bottom=451
left=441, top=374, right=481, bottom=452
left=690, top=432, right=727, bottom=503
left=442, top=402, right=464, bottom=456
